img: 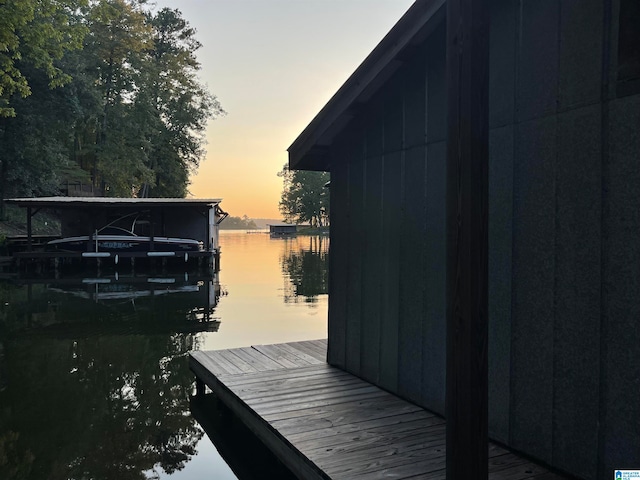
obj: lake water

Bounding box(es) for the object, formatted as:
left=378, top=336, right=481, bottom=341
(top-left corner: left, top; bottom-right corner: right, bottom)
left=0, top=231, right=329, bottom=479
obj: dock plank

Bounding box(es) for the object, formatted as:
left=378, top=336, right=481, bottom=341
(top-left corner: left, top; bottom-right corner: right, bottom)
left=302, top=422, right=446, bottom=459
left=288, top=340, right=328, bottom=362
left=224, top=346, right=285, bottom=371
left=253, top=343, right=317, bottom=368
left=218, top=363, right=347, bottom=387
left=243, top=382, right=382, bottom=408
left=256, top=388, right=416, bottom=422
left=252, top=389, right=391, bottom=417
left=213, top=349, right=259, bottom=374
left=286, top=410, right=441, bottom=445
left=267, top=397, right=425, bottom=434
left=233, top=373, right=363, bottom=397
left=332, top=448, right=446, bottom=479
left=190, top=350, right=236, bottom=375
left=312, top=424, right=446, bottom=469
left=189, top=340, right=570, bottom=480
left=292, top=412, right=445, bottom=452
left=200, top=350, right=248, bottom=375
left=277, top=341, right=327, bottom=364
left=295, top=338, right=327, bottom=351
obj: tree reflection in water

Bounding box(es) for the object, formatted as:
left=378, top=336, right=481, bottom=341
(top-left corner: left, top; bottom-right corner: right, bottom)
left=0, top=274, right=219, bottom=480
left=190, top=394, right=296, bottom=480
left=280, top=235, right=329, bottom=303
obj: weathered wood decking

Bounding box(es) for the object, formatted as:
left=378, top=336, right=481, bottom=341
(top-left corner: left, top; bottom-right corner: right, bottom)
left=189, top=340, right=568, bottom=480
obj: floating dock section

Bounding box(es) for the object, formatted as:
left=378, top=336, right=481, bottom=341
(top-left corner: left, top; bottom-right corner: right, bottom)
left=189, top=340, right=569, bottom=480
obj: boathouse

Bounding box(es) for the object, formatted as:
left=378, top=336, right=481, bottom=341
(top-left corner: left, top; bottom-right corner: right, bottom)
left=269, top=223, right=298, bottom=236
left=288, top=0, right=640, bottom=479
left=5, top=197, right=227, bottom=268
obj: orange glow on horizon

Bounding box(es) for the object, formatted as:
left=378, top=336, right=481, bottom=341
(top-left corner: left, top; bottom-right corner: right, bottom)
left=154, top=0, right=415, bottom=219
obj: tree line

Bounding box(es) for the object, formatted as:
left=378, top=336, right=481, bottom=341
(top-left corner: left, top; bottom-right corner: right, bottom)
left=220, top=215, right=258, bottom=230
left=0, top=0, right=222, bottom=218
left=278, top=164, right=329, bottom=227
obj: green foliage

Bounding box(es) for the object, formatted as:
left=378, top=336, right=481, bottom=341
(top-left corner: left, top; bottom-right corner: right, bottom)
left=280, top=236, right=329, bottom=303
left=85, top=0, right=155, bottom=196
left=0, top=61, right=87, bottom=203
left=0, top=205, right=61, bottom=236
left=138, top=7, right=223, bottom=197
left=0, top=281, right=213, bottom=479
left=296, top=226, right=330, bottom=236
left=278, top=164, right=330, bottom=227
left=220, top=215, right=258, bottom=230
left=0, top=0, right=87, bottom=117
left=0, top=0, right=223, bottom=212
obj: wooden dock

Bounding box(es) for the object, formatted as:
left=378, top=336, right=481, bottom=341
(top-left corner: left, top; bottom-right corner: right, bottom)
left=189, top=339, right=569, bottom=480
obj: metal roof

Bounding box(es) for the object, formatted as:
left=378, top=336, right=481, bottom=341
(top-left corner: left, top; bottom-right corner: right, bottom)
left=287, top=0, right=445, bottom=172
left=6, top=197, right=223, bottom=208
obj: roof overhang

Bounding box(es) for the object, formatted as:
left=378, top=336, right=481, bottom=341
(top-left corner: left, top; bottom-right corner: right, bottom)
left=288, top=0, right=445, bottom=172
left=6, top=197, right=223, bottom=209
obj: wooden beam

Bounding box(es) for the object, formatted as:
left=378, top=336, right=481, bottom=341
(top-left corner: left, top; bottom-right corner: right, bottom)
left=26, top=207, right=32, bottom=252
left=445, top=0, right=490, bottom=478
left=149, top=210, right=156, bottom=252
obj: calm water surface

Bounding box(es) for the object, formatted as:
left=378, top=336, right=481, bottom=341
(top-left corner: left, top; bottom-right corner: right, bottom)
left=0, top=231, right=328, bottom=479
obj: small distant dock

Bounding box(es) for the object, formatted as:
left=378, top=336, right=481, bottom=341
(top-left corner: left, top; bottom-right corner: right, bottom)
left=189, top=340, right=568, bottom=480
left=269, top=223, right=298, bottom=236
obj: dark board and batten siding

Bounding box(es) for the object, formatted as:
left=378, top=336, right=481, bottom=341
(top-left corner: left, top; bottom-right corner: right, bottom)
left=328, top=21, right=448, bottom=413
left=326, top=1, right=640, bottom=479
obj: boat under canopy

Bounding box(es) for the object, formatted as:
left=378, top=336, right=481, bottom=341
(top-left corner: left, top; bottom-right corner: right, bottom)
left=4, top=197, right=228, bottom=268
left=47, top=213, right=204, bottom=253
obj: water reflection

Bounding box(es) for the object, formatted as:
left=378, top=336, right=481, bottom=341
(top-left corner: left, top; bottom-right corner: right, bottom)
left=50, top=274, right=220, bottom=334
left=190, top=394, right=296, bottom=480
left=0, top=233, right=329, bottom=480
left=280, top=235, right=329, bottom=303
left=0, top=273, right=218, bottom=480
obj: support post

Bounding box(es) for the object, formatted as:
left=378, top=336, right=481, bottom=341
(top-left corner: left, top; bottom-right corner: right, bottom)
left=87, top=211, right=96, bottom=252
left=207, top=207, right=214, bottom=252
left=195, top=378, right=205, bottom=396
left=445, top=0, right=490, bottom=478
left=26, top=207, right=32, bottom=252
left=150, top=211, right=155, bottom=252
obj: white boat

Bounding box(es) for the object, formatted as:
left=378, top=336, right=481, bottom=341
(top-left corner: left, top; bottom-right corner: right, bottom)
left=47, top=214, right=203, bottom=253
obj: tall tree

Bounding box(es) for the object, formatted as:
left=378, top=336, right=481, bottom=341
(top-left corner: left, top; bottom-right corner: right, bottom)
left=0, top=0, right=87, bottom=217
left=0, top=62, right=86, bottom=201
left=139, top=7, right=223, bottom=197
left=0, top=0, right=87, bottom=117
left=84, top=0, right=155, bottom=195
left=0, top=0, right=222, bottom=209
left=278, top=164, right=330, bottom=226
left=80, top=2, right=223, bottom=197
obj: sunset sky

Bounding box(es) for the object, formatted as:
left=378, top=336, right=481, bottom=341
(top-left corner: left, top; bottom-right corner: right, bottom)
left=154, top=0, right=415, bottom=219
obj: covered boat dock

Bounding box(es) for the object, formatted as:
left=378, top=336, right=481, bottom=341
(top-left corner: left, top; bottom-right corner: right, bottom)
left=4, top=197, right=228, bottom=270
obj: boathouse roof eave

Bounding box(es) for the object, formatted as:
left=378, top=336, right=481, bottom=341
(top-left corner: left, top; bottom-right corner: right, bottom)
left=5, top=196, right=223, bottom=209
left=287, top=0, right=445, bottom=172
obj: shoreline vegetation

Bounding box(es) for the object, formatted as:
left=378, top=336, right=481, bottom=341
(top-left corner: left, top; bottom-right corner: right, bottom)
left=219, top=217, right=280, bottom=230
left=0, top=206, right=61, bottom=237
left=296, top=226, right=329, bottom=236
left=1, top=2, right=223, bottom=215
